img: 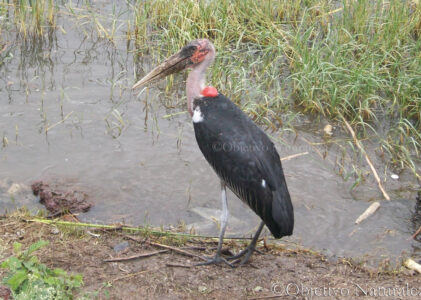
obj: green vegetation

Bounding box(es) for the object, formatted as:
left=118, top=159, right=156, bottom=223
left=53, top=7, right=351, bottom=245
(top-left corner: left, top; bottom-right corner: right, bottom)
left=0, top=0, right=419, bottom=177
left=0, top=0, right=56, bottom=37
left=1, top=240, right=83, bottom=299
left=132, top=0, right=420, bottom=178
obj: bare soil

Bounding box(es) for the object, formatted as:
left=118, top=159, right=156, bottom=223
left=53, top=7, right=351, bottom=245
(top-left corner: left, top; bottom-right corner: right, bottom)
left=0, top=215, right=420, bottom=300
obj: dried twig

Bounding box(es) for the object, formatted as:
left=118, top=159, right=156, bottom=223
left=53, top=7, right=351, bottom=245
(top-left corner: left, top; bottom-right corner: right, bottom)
left=146, top=240, right=207, bottom=261
left=119, top=233, right=142, bottom=242
left=280, top=152, right=309, bottom=161
left=104, top=250, right=168, bottom=262
left=166, top=263, right=192, bottom=268
left=86, top=230, right=101, bottom=238
left=355, top=202, right=381, bottom=224
left=411, top=226, right=421, bottom=240
left=120, top=234, right=206, bottom=260
left=181, top=246, right=207, bottom=251
left=341, top=115, right=390, bottom=201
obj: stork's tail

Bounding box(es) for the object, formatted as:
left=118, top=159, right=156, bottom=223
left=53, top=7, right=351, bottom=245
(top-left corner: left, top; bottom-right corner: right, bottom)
left=267, top=187, right=294, bottom=238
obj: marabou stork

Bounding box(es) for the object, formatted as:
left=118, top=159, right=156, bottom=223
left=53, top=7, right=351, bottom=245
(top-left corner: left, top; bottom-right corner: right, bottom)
left=133, top=39, right=294, bottom=266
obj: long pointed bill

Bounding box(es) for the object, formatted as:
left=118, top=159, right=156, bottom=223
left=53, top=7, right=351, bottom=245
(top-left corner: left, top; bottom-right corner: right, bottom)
left=132, top=50, right=193, bottom=90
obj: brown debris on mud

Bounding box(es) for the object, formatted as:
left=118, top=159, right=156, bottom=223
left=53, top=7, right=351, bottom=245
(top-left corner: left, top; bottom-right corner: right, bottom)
left=0, top=215, right=420, bottom=300
left=31, top=181, right=92, bottom=216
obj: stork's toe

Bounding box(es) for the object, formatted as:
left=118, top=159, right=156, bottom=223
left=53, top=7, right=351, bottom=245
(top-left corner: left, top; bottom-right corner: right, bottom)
left=195, top=255, right=234, bottom=268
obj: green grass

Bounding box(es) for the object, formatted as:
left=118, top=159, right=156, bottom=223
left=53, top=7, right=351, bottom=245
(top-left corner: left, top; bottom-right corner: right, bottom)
left=1, top=240, right=83, bottom=299
left=0, top=0, right=419, bottom=179
left=131, top=0, right=420, bottom=178
left=0, top=0, right=56, bottom=37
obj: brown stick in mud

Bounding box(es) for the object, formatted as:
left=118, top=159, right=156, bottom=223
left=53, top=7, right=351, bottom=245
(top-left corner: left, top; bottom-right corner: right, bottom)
left=411, top=226, right=421, bottom=240
left=120, top=234, right=207, bottom=261
left=146, top=241, right=207, bottom=261
left=166, top=263, right=192, bottom=268
left=104, top=250, right=168, bottom=262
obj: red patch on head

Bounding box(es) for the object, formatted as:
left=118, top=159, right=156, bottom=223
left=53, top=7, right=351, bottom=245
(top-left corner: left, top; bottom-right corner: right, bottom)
left=201, top=86, right=218, bottom=97
left=191, top=49, right=208, bottom=64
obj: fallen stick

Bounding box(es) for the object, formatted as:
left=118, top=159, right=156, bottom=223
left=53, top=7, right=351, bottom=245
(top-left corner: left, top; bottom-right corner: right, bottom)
left=44, top=111, right=74, bottom=132
left=411, top=226, right=421, bottom=240
left=181, top=246, right=208, bottom=251
left=341, top=115, right=390, bottom=201
left=280, top=152, right=309, bottom=161
left=104, top=250, right=168, bottom=262
left=166, top=263, right=191, bottom=268
left=86, top=230, right=101, bottom=238
left=404, top=258, right=421, bottom=274
left=146, top=241, right=207, bottom=261
left=121, top=234, right=142, bottom=242
left=355, top=202, right=381, bottom=224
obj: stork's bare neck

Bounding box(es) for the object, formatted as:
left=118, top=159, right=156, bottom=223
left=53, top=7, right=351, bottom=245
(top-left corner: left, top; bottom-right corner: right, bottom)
left=186, top=43, right=216, bottom=115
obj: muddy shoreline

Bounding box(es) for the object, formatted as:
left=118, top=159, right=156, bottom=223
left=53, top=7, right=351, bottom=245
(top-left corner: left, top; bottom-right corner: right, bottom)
left=1, top=214, right=420, bottom=299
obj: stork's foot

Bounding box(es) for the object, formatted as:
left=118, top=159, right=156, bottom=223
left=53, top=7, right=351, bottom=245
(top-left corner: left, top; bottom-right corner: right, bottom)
left=195, top=255, right=234, bottom=268
left=227, top=245, right=263, bottom=265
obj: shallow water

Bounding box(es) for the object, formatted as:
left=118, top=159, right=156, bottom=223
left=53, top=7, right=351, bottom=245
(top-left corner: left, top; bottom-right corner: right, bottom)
left=0, top=2, right=419, bottom=265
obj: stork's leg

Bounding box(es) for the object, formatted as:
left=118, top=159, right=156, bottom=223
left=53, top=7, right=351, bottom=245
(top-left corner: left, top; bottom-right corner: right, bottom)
left=228, top=221, right=265, bottom=265
left=196, top=181, right=233, bottom=267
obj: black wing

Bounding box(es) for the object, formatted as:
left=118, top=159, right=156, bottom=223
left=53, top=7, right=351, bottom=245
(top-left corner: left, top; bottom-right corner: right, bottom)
left=193, top=94, right=294, bottom=238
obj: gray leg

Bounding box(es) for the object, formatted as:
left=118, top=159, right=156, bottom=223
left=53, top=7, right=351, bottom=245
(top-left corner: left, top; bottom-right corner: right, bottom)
left=216, top=181, right=229, bottom=254
left=196, top=181, right=233, bottom=267
left=228, top=221, right=265, bottom=265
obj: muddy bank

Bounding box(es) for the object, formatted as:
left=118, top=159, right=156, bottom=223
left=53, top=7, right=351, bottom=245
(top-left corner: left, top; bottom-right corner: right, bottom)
left=1, top=214, right=420, bottom=300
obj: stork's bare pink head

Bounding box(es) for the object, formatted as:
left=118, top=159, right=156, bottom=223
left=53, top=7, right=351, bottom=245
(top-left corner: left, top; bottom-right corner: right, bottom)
left=132, top=39, right=215, bottom=90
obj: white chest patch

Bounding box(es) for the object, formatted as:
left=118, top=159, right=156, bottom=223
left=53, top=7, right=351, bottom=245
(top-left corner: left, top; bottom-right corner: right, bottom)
left=261, top=179, right=266, bottom=188
left=192, top=106, right=204, bottom=123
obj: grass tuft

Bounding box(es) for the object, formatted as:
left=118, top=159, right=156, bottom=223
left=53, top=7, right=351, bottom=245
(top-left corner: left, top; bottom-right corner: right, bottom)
left=132, top=0, right=420, bottom=177
left=0, top=0, right=56, bottom=38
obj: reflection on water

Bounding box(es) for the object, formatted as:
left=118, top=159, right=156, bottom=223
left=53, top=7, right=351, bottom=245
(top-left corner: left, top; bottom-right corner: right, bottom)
left=0, top=2, right=420, bottom=266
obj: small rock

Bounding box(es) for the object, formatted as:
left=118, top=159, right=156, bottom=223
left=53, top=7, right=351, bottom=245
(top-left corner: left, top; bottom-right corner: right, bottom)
left=113, top=241, right=129, bottom=252
left=198, top=286, right=208, bottom=293
left=391, top=174, right=399, bottom=180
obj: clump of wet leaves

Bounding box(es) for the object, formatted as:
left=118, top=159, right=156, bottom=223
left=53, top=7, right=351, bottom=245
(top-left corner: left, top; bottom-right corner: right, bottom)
left=1, top=240, right=83, bottom=300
